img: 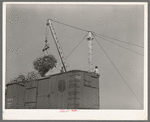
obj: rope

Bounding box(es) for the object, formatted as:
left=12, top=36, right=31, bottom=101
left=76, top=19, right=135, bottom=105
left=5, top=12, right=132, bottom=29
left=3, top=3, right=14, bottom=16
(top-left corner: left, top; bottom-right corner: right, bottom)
left=93, top=34, right=143, bottom=108
left=93, top=32, right=144, bottom=48
left=50, top=19, right=88, bottom=32
left=49, top=18, right=144, bottom=48
left=50, top=32, right=89, bottom=74
left=65, top=32, right=88, bottom=59
left=94, top=34, right=143, bottom=56
left=64, top=33, right=89, bottom=70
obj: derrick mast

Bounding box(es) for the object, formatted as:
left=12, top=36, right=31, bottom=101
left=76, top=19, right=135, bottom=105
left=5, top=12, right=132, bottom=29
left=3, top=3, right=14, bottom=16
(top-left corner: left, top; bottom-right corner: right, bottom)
left=87, top=32, right=94, bottom=72
left=46, top=19, right=67, bottom=72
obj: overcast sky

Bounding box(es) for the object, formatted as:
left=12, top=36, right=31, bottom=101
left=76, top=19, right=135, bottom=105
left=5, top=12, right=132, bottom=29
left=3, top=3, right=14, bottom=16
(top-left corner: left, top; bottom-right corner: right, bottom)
left=6, top=4, right=144, bottom=109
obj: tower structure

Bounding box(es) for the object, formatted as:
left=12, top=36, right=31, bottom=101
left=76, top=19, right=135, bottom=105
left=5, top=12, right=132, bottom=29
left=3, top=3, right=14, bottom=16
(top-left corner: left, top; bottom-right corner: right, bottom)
left=87, top=32, right=94, bottom=72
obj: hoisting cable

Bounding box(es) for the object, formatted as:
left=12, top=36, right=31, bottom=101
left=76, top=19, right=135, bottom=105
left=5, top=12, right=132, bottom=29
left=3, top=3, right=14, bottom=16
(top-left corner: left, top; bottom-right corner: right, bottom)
left=94, top=34, right=144, bottom=56
left=92, top=33, right=143, bottom=108
left=50, top=32, right=89, bottom=74
left=46, top=25, right=51, bottom=54
left=42, top=25, right=50, bottom=55
left=50, top=19, right=144, bottom=49
left=45, top=24, right=48, bottom=41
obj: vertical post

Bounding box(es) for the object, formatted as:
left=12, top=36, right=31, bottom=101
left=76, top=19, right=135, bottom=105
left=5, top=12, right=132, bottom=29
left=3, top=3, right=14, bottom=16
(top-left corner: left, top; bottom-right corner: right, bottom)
left=87, top=32, right=94, bottom=72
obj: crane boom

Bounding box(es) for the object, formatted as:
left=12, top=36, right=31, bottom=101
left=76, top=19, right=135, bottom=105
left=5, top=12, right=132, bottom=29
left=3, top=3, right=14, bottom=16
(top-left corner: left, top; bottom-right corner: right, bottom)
left=46, top=19, right=67, bottom=72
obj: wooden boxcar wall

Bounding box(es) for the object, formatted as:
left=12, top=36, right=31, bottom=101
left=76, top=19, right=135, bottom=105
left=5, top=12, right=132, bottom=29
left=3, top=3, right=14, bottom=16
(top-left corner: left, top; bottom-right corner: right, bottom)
left=36, top=72, right=70, bottom=109
left=25, top=80, right=37, bottom=109
left=67, top=71, right=99, bottom=109
left=83, top=72, right=99, bottom=108
left=5, top=70, right=99, bottom=109
left=5, top=83, right=26, bottom=109
left=31, top=70, right=99, bottom=109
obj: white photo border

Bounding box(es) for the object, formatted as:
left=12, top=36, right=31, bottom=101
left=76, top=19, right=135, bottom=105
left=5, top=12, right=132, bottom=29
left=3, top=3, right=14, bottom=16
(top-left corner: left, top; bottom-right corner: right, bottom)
left=2, top=2, right=148, bottom=120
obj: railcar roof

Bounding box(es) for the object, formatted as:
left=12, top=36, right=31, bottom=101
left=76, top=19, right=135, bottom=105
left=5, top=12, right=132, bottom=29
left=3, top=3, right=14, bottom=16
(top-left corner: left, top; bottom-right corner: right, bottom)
left=6, top=70, right=99, bottom=86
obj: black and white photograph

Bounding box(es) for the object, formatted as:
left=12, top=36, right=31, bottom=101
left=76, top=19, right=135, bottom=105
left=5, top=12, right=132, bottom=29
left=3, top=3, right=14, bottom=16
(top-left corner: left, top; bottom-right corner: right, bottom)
left=2, top=2, right=148, bottom=120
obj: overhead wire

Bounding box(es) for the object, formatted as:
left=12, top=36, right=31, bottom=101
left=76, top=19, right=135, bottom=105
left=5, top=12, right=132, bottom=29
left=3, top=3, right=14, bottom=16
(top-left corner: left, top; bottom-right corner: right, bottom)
left=94, top=34, right=144, bottom=56
left=92, top=34, right=143, bottom=108
left=93, top=32, right=144, bottom=48
left=50, top=19, right=144, bottom=49
left=50, top=18, right=89, bottom=32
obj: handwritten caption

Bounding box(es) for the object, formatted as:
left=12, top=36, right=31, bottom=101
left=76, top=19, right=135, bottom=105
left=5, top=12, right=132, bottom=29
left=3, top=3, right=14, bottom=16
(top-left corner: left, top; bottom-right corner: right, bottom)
left=60, top=109, right=77, bottom=112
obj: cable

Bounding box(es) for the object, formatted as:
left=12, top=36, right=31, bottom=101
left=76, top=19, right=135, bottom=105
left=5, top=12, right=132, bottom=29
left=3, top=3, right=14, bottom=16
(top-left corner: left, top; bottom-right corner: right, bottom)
left=49, top=18, right=144, bottom=49
left=50, top=32, right=89, bottom=74
left=94, top=34, right=143, bottom=56
left=45, top=25, right=48, bottom=40
left=93, top=34, right=143, bottom=108
left=93, top=32, right=144, bottom=48
left=60, top=32, right=88, bottom=71
left=48, top=19, right=143, bottom=107
left=46, top=25, right=51, bottom=55
left=65, top=32, right=88, bottom=59
left=50, top=18, right=88, bottom=32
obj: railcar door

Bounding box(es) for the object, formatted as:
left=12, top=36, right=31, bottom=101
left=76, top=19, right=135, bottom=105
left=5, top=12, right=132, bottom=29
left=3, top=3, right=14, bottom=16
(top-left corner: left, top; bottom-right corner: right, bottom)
left=36, top=78, right=50, bottom=109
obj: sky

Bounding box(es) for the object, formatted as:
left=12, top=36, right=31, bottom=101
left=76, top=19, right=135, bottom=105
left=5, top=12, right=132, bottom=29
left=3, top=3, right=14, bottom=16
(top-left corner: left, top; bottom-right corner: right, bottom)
left=5, top=4, right=144, bottom=109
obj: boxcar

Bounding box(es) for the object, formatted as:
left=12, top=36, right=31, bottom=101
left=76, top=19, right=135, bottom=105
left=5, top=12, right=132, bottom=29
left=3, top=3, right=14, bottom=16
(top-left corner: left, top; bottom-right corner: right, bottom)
left=5, top=82, right=26, bottom=109
left=6, top=70, right=100, bottom=109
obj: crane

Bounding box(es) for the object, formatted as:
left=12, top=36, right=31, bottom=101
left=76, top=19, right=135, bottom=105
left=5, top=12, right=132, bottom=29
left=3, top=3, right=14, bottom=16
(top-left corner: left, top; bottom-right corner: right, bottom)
left=46, top=19, right=67, bottom=72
